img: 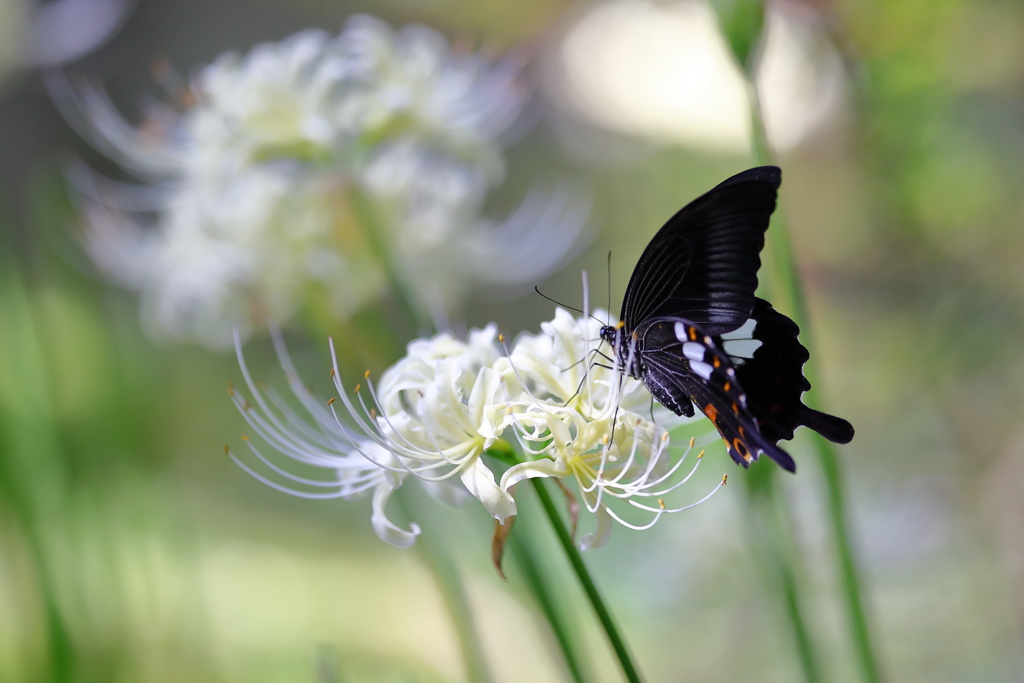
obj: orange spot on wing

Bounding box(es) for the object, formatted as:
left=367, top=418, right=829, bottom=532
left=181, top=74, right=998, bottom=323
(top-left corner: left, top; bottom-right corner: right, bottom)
left=703, top=404, right=719, bottom=423
left=688, top=326, right=698, bottom=341
left=732, top=437, right=752, bottom=461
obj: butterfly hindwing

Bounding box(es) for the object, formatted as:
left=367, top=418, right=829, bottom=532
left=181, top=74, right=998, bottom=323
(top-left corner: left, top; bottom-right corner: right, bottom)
left=633, top=317, right=797, bottom=472
left=721, top=299, right=855, bottom=445
left=621, top=166, right=782, bottom=336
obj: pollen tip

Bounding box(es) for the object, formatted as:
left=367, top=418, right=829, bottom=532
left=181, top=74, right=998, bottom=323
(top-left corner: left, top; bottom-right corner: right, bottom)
left=327, top=397, right=336, bottom=406
left=370, top=408, right=377, bottom=419
left=243, top=401, right=251, bottom=411
left=722, top=474, right=728, bottom=485
left=241, top=435, right=250, bottom=441
left=689, top=436, right=695, bottom=447
left=658, top=498, right=666, bottom=510
left=223, top=444, right=229, bottom=455
left=330, top=368, right=336, bottom=378
left=364, top=369, right=371, bottom=379
left=498, top=333, right=505, bottom=343
left=698, top=450, right=705, bottom=459
left=354, top=383, right=361, bottom=394
left=615, top=320, right=625, bottom=330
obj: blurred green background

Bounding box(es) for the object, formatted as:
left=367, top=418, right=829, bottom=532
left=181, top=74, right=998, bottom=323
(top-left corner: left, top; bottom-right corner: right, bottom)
left=2, top=0, right=1023, bottom=681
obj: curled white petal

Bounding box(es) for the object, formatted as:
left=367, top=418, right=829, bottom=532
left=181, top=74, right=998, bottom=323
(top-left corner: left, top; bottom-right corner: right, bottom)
left=459, top=457, right=517, bottom=523
left=371, top=476, right=421, bottom=548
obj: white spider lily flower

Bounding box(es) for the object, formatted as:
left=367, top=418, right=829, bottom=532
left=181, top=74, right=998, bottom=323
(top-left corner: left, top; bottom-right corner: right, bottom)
left=229, top=311, right=721, bottom=548
left=497, top=309, right=721, bottom=549
left=54, top=15, right=587, bottom=347
left=227, top=328, right=419, bottom=547
left=329, top=324, right=519, bottom=523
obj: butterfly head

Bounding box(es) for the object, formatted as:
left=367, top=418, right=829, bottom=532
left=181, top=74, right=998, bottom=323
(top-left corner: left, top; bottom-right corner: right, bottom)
left=599, top=320, right=643, bottom=378
left=598, top=320, right=625, bottom=346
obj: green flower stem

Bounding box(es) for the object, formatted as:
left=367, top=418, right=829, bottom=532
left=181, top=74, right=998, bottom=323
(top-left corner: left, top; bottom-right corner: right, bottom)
left=396, top=494, right=491, bottom=683
left=0, top=264, right=75, bottom=681
left=742, top=468, right=822, bottom=683
left=746, top=79, right=882, bottom=683
left=346, top=187, right=427, bottom=331
left=509, top=531, right=587, bottom=683
left=733, top=79, right=823, bottom=683
left=341, top=191, right=488, bottom=680
left=531, top=479, right=642, bottom=683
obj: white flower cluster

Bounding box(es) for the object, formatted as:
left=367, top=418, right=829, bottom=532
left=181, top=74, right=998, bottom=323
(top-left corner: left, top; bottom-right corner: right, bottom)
left=56, top=16, right=586, bottom=346
left=229, top=309, right=723, bottom=549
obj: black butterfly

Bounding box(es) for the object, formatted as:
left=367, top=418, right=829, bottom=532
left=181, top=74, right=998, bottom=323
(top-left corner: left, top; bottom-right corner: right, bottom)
left=599, top=166, right=853, bottom=473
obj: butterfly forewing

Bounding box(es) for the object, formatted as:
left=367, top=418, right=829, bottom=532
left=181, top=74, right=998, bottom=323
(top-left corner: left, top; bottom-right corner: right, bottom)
left=621, top=166, right=781, bottom=336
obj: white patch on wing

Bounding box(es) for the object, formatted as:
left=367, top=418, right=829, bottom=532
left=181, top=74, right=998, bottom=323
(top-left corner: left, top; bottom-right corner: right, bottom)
left=721, top=318, right=757, bottom=340
left=689, top=360, right=713, bottom=380
left=723, top=338, right=762, bottom=359
left=682, top=342, right=705, bottom=361
left=721, top=318, right=761, bottom=359
left=674, top=321, right=689, bottom=341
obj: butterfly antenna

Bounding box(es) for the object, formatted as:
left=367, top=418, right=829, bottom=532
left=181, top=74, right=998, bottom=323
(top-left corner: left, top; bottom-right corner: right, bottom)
left=534, top=285, right=605, bottom=326
left=534, top=286, right=584, bottom=314
left=606, top=251, right=613, bottom=323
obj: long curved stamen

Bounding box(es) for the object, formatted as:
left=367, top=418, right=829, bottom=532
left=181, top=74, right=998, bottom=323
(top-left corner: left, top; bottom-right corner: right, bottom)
left=228, top=449, right=356, bottom=499
left=628, top=475, right=727, bottom=514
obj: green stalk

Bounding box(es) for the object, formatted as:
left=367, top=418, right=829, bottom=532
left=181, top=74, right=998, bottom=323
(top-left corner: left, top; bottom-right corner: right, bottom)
left=509, top=531, right=587, bottom=683
left=399, top=495, right=491, bottom=683
left=346, top=188, right=427, bottom=331
left=0, top=265, right=75, bottom=681
left=742, top=469, right=821, bottom=683
left=486, top=444, right=588, bottom=681
left=531, top=479, right=642, bottom=683
left=746, top=79, right=882, bottom=683
left=345, top=193, right=489, bottom=680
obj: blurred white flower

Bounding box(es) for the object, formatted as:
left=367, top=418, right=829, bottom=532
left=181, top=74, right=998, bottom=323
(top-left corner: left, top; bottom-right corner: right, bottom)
left=55, top=15, right=587, bottom=346
left=0, top=0, right=136, bottom=89
left=229, top=310, right=722, bottom=549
